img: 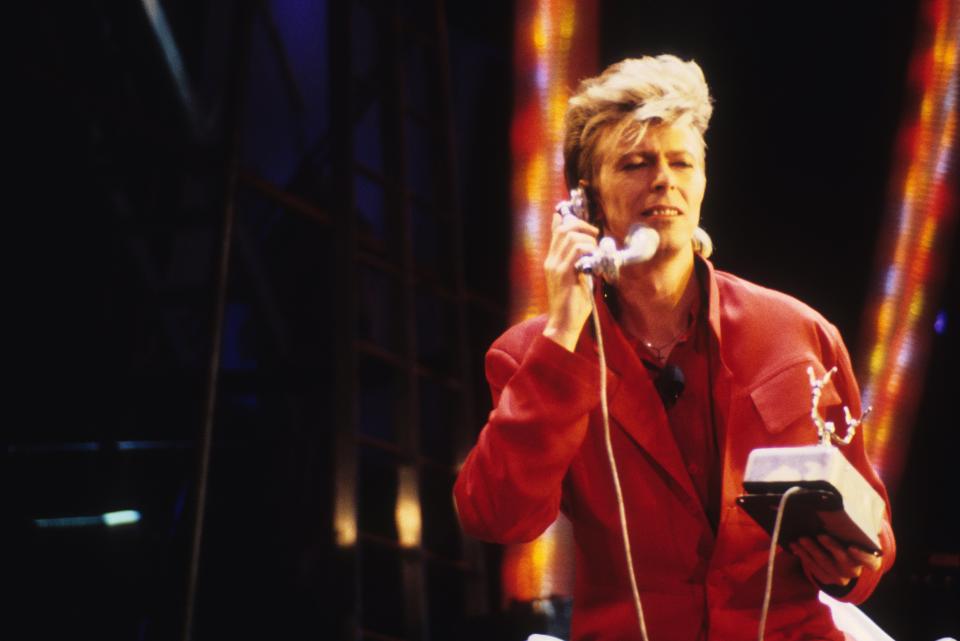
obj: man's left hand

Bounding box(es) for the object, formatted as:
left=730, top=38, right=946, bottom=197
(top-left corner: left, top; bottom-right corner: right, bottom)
left=789, top=534, right=882, bottom=587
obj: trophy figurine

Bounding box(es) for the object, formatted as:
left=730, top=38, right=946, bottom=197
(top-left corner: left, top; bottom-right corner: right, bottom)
left=736, top=367, right=886, bottom=554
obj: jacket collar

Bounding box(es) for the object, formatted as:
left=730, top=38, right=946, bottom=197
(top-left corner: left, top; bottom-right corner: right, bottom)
left=700, top=256, right=724, bottom=348
left=582, top=255, right=723, bottom=375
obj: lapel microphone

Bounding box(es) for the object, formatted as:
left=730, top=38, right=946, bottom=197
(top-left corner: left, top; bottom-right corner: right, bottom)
left=642, top=361, right=686, bottom=409
left=656, top=363, right=685, bottom=409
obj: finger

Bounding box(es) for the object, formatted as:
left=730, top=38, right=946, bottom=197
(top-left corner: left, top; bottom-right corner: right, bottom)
left=559, top=229, right=602, bottom=244
left=552, top=212, right=563, bottom=230
left=545, top=240, right=598, bottom=282
left=556, top=242, right=601, bottom=274
left=797, top=537, right=833, bottom=567
left=547, top=218, right=577, bottom=255
left=790, top=539, right=836, bottom=583
left=554, top=233, right=599, bottom=263
left=794, top=538, right=849, bottom=585
left=847, top=547, right=882, bottom=571
left=790, top=543, right=835, bottom=585
left=790, top=540, right=830, bottom=580
left=817, top=536, right=863, bottom=577
left=817, top=536, right=853, bottom=565
left=549, top=221, right=598, bottom=257
left=557, top=216, right=600, bottom=237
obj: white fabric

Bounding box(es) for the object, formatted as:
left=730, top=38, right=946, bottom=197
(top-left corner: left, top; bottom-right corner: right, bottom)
left=527, top=595, right=907, bottom=641
left=819, top=592, right=895, bottom=641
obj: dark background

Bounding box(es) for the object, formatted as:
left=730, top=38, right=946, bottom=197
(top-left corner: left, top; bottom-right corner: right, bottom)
left=9, top=1, right=957, bottom=640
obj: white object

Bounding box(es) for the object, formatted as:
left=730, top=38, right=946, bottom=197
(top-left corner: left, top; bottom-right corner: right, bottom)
left=524, top=595, right=901, bottom=641
left=574, top=225, right=659, bottom=281
left=743, top=444, right=886, bottom=550
left=621, top=224, right=660, bottom=263
left=819, top=592, right=895, bottom=641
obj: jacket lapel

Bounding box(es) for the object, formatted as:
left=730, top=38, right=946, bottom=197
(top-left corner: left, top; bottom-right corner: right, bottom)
left=578, top=286, right=701, bottom=505
left=702, top=259, right=740, bottom=509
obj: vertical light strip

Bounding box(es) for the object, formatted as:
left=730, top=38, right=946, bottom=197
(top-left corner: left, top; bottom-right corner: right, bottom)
left=859, top=0, right=959, bottom=489
left=395, top=465, right=423, bottom=548
left=509, top=0, right=597, bottom=322
left=503, top=0, right=596, bottom=604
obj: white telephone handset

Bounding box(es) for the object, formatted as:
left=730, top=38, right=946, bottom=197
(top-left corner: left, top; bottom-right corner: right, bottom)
left=555, top=188, right=659, bottom=282
left=555, top=187, right=590, bottom=223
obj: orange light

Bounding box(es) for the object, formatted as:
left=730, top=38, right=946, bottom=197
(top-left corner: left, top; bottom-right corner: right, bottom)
left=395, top=466, right=422, bottom=548
left=504, top=0, right=598, bottom=602
left=858, top=0, right=959, bottom=489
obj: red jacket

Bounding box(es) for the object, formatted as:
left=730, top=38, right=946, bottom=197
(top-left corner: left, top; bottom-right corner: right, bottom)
left=454, top=260, right=895, bottom=641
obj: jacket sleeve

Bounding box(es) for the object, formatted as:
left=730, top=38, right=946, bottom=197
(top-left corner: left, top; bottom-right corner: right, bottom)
left=818, top=323, right=897, bottom=604
left=453, top=332, right=601, bottom=544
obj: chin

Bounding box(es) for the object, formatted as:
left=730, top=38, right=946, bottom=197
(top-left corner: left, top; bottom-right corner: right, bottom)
left=655, top=237, right=696, bottom=259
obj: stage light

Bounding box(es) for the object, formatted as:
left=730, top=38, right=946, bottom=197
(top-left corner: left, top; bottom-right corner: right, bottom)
left=859, top=0, right=959, bottom=489
left=34, top=509, right=142, bottom=529
left=334, top=495, right=357, bottom=548
left=102, top=510, right=141, bottom=527
left=395, top=466, right=422, bottom=548
left=505, top=0, right=597, bottom=604
left=933, top=310, right=947, bottom=334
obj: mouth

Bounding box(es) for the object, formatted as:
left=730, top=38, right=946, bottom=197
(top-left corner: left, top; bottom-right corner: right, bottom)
left=641, top=206, right=683, bottom=218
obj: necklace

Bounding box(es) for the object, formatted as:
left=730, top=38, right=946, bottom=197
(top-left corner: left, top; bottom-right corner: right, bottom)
left=640, top=314, right=693, bottom=363
left=642, top=331, right=686, bottom=363
left=605, top=281, right=697, bottom=362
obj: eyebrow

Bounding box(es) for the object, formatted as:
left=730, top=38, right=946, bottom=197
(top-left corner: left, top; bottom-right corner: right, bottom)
left=619, top=149, right=697, bottom=161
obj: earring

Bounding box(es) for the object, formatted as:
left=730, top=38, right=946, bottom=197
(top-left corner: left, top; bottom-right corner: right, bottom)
left=692, top=227, right=713, bottom=258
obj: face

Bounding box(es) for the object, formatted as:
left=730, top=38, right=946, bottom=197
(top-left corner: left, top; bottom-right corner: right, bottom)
left=592, top=121, right=706, bottom=257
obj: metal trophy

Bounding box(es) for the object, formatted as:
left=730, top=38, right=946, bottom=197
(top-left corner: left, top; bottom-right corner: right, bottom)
left=736, top=367, right=885, bottom=554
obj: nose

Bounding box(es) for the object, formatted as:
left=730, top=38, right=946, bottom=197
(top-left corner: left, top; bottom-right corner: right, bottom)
left=651, top=159, right=674, bottom=192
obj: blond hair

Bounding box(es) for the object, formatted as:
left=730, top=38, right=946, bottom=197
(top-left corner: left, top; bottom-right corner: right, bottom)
left=563, top=55, right=714, bottom=190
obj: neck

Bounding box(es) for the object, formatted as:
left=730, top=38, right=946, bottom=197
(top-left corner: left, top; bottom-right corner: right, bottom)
left=615, top=248, right=698, bottom=346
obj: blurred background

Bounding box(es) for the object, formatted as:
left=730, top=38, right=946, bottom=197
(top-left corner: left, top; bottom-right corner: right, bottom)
left=9, top=1, right=957, bottom=640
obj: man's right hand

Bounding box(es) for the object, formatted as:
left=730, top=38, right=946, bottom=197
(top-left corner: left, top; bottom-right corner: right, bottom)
left=542, top=213, right=600, bottom=351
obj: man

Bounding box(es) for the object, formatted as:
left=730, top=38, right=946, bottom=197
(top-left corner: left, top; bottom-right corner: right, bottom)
left=454, top=55, right=894, bottom=640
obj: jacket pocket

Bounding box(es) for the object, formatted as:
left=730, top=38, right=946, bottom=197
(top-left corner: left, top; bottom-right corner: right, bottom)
left=750, top=359, right=840, bottom=434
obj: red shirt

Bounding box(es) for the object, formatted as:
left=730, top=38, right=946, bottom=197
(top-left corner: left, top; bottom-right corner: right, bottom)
left=628, top=271, right=725, bottom=533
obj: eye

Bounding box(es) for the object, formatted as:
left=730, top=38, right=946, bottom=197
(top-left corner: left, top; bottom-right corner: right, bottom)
left=623, top=161, right=647, bottom=170
left=671, top=160, right=694, bottom=168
